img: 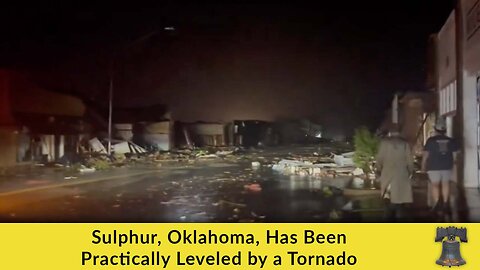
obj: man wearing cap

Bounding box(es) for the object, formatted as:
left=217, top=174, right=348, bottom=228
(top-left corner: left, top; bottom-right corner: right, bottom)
left=421, top=119, right=460, bottom=213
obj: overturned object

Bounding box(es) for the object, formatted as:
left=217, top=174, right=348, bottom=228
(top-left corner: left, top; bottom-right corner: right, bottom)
left=112, top=141, right=147, bottom=155
left=89, top=137, right=107, bottom=153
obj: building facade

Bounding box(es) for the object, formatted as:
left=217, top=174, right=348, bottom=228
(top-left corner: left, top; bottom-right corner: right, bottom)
left=436, top=11, right=457, bottom=138
left=434, top=0, right=480, bottom=188
left=0, top=69, right=88, bottom=167
left=461, top=0, right=480, bottom=188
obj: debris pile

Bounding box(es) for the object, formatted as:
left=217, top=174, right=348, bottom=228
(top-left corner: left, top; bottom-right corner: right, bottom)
left=154, top=147, right=241, bottom=163
left=271, top=151, right=359, bottom=178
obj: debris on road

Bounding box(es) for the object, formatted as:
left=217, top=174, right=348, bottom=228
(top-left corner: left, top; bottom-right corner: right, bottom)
left=328, top=209, right=342, bottom=221
left=351, top=177, right=365, bottom=189
left=352, top=167, right=365, bottom=176
left=244, top=183, right=262, bottom=192
left=216, top=150, right=234, bottom=156
left=272, top=159, right=329, bottom=177
left=251, top=211, right=266, bottom=219
left=78, top=165, right=96, bottom=173
left=333, top=152, right=355, bottom=167
left=218, top=200, right=247, bottom=208
left=111, top=141, right=147, bottom=155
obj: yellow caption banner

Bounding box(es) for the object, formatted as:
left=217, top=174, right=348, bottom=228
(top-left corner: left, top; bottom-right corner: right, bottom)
left=0, top=223, right=476, bottom=269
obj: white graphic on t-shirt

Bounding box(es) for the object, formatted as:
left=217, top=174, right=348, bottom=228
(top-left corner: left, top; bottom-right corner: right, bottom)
left=437, top=139, right=449, bottom=154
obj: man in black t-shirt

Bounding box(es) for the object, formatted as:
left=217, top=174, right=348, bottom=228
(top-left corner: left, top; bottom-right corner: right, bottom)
left=421, top=120, right=460, bottom=212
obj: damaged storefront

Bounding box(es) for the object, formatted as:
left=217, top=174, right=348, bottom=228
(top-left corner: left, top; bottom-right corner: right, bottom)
left=0, top=69, right=88, bottom=167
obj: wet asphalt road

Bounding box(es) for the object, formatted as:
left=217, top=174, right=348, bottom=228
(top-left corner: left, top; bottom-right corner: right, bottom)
left=0, top=146, right=467, bottom=222
left=0, top=146, right=359, bottom=222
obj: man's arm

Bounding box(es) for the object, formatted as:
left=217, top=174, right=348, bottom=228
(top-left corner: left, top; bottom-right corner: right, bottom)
left=421, top=151, right=429, bottom=172
left=421, top=139, right=432, bottom=172
left=452, top=139, right=461, bottom=166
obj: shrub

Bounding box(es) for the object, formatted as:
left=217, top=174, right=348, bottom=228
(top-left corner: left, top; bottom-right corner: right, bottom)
left=353, top=127, right=379, bottom=174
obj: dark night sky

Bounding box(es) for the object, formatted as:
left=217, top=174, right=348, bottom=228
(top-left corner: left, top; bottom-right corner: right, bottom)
left=0, top=1, right=454, bottom=136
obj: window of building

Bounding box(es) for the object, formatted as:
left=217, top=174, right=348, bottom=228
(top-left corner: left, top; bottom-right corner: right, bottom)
left=439, top=81, right=456, bottom=116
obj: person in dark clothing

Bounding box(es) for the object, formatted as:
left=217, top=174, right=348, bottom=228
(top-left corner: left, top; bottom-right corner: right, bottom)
left=421, top=119, right=460, bottom=213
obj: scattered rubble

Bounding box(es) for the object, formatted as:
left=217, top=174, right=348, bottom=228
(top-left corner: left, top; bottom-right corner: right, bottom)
left=332, top=152, right=355, bottom=167
left=78, top=166, right=96, bottom=173
left=251, top=161, right=261, bottom=169
left=89, top=137, right=107, bottom=153
left=352, top=167, right=365, bottom=176
left=111, top=141, right=147, bottom=155
left=270, top=151, right=360, bottom=178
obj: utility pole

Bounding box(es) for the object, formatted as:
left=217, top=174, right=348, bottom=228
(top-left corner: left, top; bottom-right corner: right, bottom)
left=106, top=28, right=175, bottom=155
left=455, top=0, right=465, bottom=184
left=107, top=60, right=114, bottom=155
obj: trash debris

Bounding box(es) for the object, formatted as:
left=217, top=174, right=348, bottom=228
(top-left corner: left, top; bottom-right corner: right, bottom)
left=218, top=200, right=246, bottom=208
left=351, top=177, right=365, bottom=189
left=272, top=159, right=328, bottom=177
left=352, top=168, right=365, bottom=176
left=244, top=183, right=262, bottom=192
left=251, top=211, right=266, bottom=219
left=64, top=176, right=77, bottom=180
left=322, top=186, right=334, bottom=197
left=191, top=211, right=207, bottom=217
left=333, top=152, right=355, bottom=167
left=216, top=150, right=234, bottom=156
left=251, top=161, right=261, bottom=169
left=341, top=201, right=353, bottom=211
left=89, top=137, right=107, bottom=153
left=78, top=166, right=96, bottom=173
left=198, top=154, right=218, bottom=159
left=328, top=209, right=341, bottom=221
left=111, top=141, right=147, bottom=155
left=85, top=158, right=110, bottom=170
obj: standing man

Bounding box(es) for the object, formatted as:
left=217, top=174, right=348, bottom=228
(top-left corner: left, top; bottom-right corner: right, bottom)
left=421, top=119, right=460, bottom=213
left=376, top=130, right=415, bottom=221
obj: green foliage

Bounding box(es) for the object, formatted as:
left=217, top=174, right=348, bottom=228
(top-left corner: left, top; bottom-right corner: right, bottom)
left=92, top=159, right=111, bottom=170
left=353, top=127, right=379, bottom=173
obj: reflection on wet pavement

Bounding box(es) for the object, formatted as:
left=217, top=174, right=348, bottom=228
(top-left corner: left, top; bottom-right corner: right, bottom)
left=0, top=146, right=473, bottom=222
left=0, top=162, right=348, bottom=222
